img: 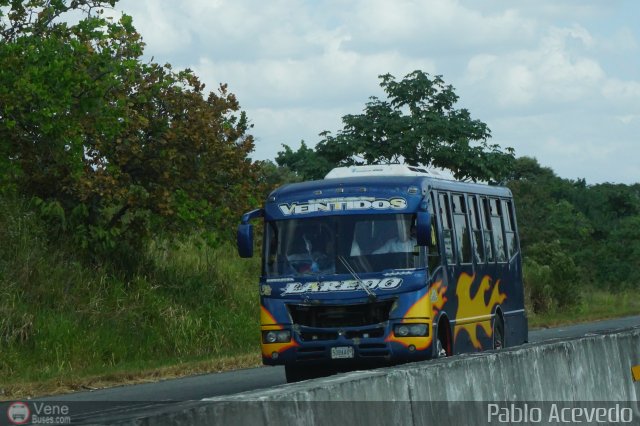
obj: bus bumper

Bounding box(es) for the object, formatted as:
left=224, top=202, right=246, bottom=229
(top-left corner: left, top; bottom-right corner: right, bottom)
left=261, top=323, right=433, bottom=366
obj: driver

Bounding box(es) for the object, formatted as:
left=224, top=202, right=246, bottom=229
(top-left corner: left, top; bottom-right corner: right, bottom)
left=372, top=222, right=417, bottom=254
left=287, top=225, right=334, bottom=273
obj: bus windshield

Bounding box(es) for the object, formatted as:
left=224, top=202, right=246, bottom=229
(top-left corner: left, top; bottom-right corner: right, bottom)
left=264, top=214, right=422, bottom=277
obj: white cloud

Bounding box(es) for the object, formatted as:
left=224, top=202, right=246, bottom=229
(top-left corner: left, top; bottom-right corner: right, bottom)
left=193, top=51, right=436, bottom=110
left=338, top=0, right=537, bottom=56
left=501, top=65, right=535, bottom=107
left=602, top=79, right=640, bottom=100
left=616, top=114, right=640, bottom=124
left=464, top=24, right=606, bottom=109
left=599, top=27, right=638, bottom=53
left=247, top=106, right=347, bottom=159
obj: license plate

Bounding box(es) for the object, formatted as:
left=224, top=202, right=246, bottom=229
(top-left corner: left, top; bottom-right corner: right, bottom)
left=331, top=346, right=354, bottom=359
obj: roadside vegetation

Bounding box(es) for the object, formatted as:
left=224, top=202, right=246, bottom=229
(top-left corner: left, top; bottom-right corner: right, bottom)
left=527, top=289, right=640, bottom=329
left=0, top=195, right=261, bottom=398
left=1, top=0, right=639, bottom=400
left=511, top=158, right=640, bottom=320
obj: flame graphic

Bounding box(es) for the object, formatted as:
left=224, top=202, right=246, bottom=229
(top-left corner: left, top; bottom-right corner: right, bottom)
left=430, top=280, right=448, bottom=317
left=260, top=305, right=278, bottom=325
left=454, top=273, right=506, bottom=350
left=260, top=305, right=298, bottom=356
left=385, top=280, right=448, bottom=350
left=385, top=292, right=431, bottom=350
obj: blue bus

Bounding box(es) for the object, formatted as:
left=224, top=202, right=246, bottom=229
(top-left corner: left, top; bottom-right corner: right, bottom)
left=238, top=165, right=528, bottom=382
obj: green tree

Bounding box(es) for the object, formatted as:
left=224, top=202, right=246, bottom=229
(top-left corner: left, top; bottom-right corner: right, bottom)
left=0, top=0, right=258, bottom=264
left=255, top=160, right=300, bottom=188
left=602, top=215, right=640, bottom=289
left=507, top=157, right=560, bottom=251
left=526, top=241, right=582, bottom=309
left=275, top=141, right=333, bottom=181
left=309, top=70, right=515, bottom=182
left=508, top=156, right=640, bottom=293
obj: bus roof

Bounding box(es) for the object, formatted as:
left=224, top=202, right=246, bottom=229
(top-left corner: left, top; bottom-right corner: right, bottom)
left=269, top=165, right=511, bottom=202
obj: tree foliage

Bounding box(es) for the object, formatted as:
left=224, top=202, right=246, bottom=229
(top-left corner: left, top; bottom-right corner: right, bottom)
left=275, top=141, right=333, bottom=181
left=255, top=160, right=300, bottom=189
left=278, top=71, right=515, bottom=182
left=0, top=0, right=259, bottom=264
left=508, top=157, right=640, bottom=308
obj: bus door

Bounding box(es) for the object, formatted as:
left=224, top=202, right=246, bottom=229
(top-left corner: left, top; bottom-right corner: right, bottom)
left=436, top=192, right=456, bottom=289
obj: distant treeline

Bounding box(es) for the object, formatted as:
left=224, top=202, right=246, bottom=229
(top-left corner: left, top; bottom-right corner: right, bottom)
left=506, top=157, right=640, bottom=312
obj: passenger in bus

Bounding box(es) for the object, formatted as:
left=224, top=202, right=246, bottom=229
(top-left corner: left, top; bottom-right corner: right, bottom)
left=372, top=222, right=417, bottom=254
left=350, top=222, right=374, bottom=256
left=287, top=226, right=335, bottom=274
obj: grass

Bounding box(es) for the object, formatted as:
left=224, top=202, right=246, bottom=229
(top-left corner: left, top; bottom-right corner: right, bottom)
left=0, top=353, right=262, bottom=400
left=0, top=196, right=262, bottom=400
left=528, top=289, right=640, bottom=328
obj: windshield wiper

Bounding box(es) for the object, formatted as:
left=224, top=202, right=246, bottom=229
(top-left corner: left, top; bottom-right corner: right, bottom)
left=338, top=256, right=376, bottom=301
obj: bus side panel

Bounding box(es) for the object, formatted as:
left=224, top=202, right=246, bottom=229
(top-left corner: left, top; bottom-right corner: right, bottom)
left=447, top=258, right=527, bottom=354
left=433, top=189, right=528, bottom=355
left=449, top=264, right=502, bottom=355
left=503, top=252, right=528, bottom=346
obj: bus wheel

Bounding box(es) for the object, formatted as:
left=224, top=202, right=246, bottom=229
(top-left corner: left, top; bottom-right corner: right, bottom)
left=285, top=364, right=307, bottom=383
left=436, top=336, right=447, bottom=358
left=435, top=319, right=450, bottom=358
left=285, top=364, right=332, bottom=383
left=493, top=315, right=505, bottom=350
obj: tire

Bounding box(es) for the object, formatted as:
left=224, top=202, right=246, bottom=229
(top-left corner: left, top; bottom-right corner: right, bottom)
left=493, top=314, right=505, bottom=350
left=435, top=335, right=447, bottom=358
left=285, top=364, right=332, bottom=383
left=284, top=364, right=307, bottom=383
left=435, top=320, right=449, bottom=358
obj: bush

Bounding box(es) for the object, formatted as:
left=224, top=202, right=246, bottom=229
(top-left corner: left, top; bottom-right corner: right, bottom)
left=0, top=196, right=261, bottom=384
left=524, top=241, right=583, bottom=312
left=523, top=259, right=554, bottom=313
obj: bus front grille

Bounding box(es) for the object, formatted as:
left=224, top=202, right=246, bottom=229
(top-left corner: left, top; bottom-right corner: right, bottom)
left=288, top=300, right=394, bottom=328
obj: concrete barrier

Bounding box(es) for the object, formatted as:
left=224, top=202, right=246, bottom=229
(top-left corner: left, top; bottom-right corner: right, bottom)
left=107, top=327, right=640, bottom=425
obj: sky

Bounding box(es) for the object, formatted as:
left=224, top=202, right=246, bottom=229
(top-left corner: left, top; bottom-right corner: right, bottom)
left=111, top=0, right=640, bottom=184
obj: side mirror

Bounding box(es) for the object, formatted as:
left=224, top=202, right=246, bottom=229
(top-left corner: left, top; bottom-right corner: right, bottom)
left=237, top=208, right=264, bottom=258
left=237, top=223, right=254, bottom=258
left=416, top=211, right=431, bottom=246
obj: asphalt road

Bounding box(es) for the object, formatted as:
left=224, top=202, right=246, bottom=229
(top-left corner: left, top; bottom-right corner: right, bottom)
left=30, top=315, right=640, bottom=423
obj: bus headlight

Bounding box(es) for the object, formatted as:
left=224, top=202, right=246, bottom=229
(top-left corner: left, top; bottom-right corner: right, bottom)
left=263, top=330, right=291, bottom=343
left=394, top=323, right=429, bottom=337
left=395, top=325, right=410, bottom=337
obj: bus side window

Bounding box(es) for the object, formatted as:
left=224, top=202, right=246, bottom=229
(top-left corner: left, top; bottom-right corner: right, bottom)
left=438, top=192, right=455, bottom=264
left=468, top=195, right=484, bottom=264
left=503, top=200, right=518, bottom=258
left=480, top=197, right=495, bottom=262
left=428, top=194, right=441, bottom=272
left=490, top=198, right=507, bottom=262
left=452, top=194, right=472, bottom=264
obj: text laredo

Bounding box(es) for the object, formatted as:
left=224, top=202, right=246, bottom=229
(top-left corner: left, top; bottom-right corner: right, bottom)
left=281, top=278, right=402, bottom=295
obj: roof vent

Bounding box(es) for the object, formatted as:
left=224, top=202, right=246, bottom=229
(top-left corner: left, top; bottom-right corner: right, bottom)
left=324, top=164, right=457, bottom=180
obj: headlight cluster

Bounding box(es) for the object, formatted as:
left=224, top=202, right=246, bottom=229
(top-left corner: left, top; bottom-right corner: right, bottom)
left=262, top=330, right=291, bottom=344
left=394, top=323, right=429, bottom=337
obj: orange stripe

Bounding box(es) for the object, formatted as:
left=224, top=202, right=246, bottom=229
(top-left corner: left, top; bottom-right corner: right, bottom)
left=402, top=292, right=430, bottom=320
left=260, top=305, right=281, bottom=327
left=261, top=340, right=299, bottom=357
left=385, top=292, right=432, bottom=350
